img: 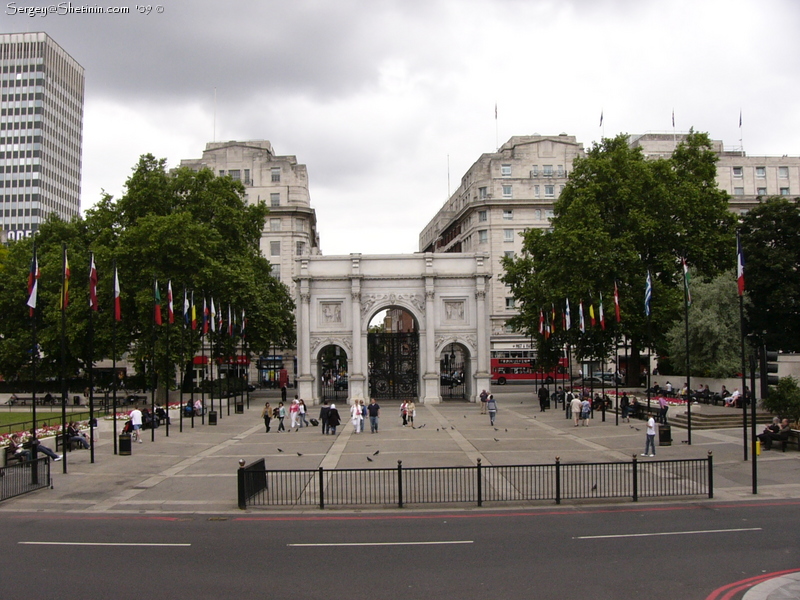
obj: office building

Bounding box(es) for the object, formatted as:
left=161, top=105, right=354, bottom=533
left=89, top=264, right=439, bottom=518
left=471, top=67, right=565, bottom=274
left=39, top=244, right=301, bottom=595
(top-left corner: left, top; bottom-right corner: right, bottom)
left=0, top=32, right=84, bottom=239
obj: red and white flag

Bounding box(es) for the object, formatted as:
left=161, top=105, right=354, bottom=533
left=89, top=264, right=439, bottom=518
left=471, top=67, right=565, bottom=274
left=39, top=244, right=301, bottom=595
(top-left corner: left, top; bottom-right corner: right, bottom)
left=89, top=254, right=98, bottom=311
left=113, top=267, right=121, bottom=321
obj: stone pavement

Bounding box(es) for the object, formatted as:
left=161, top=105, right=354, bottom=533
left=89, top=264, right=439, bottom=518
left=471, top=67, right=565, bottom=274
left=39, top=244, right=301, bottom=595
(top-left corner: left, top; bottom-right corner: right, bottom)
left=2, top=388, right=799, bottom=516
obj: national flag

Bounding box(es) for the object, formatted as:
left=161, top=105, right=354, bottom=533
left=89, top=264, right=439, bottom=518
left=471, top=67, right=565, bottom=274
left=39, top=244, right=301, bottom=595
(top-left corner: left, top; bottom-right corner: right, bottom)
left=210, top=298, right=216, bottom=333
left=494, top=103, right=497, bottom=120
left=565, top=299, right=571, bottom=330
left=599, top=110, right=603, bottom=127
left=89, top=254, right=98, bottom=311
left=544, top=315, right=550, bottom=340
left=739, top=109, right=742, bottom=128
left=599, top=293, right=606, bottom=331
left=113, top=267, right=121, bottom=321
left=672, top=109, right=675, bottom=128
left=645, top=271, right=652, bottom=317
left=539, top=309, right=544, bottom=335
left=183, top=288, right=189, bottom=327
left=241, top=309, right=246, bottom=339
left=579, top=300, right=585, bottom=333
left=589, top=302, right=596, bottom=328
left=551, top=304, right=557, bottom=333
left=61, top=249, right=70, bottom=310
left=682, top=258, right=692, bottom=306
left=228, top=305, right=233, bottom=337
left=737, top=233, right=745, bottom=297
left=154, top=281, right=162, bottom=326
left=191, top=292, right=197, bottom=330
left=202, top=298, right=209, bottom=334
left=27, top=252, right=40, bottom=316
left=167, top=281, right=174, bottom=324
left=614, top=282, right=621, bottom=323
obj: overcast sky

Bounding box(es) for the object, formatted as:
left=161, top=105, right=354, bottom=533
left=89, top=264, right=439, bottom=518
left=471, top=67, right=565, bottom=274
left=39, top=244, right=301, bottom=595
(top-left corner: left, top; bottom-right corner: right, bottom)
left=6, top=0, right=800, bottom=255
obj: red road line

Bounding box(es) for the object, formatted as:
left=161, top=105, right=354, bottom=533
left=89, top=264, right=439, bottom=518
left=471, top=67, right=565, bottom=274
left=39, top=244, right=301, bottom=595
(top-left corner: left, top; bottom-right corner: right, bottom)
left=705, top=568, right=800, bottom=600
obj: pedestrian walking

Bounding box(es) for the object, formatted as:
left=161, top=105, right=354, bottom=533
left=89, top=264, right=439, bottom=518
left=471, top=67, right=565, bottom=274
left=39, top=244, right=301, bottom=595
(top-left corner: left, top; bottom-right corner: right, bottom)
left=580, top=396, right=591, bottom=427
left=129, top=407, right=143, bottom=442
left=367, top=398, right=380, bottom=433
left=620, top=392, right=630, bottom=423
left=642, top=415, right=656, bottom=456
left=319, top=400, right=330, bottom=434
left=261, top=402, right=271, bottom=433
left=487, top=394, right=497, bottom=425
left=277, top=402, right=286, bottom=432
left=479, top=389, right=488, bottom=414
left=538, top=385, right=549, bottom=412
left=290, top=398, right=300, bottom=430
left=400, top=400, right=409, bottom=427
left=658, top=396, right=669, bottom=424
left=407, top=400, right=416, bottom=428
left=299, top=399, right=309, bottom=427
left=570, top=394, right=582, bottom=427
left=327, top=403, right=341, bottom=435
left=351, top=400, right=363, bottom=433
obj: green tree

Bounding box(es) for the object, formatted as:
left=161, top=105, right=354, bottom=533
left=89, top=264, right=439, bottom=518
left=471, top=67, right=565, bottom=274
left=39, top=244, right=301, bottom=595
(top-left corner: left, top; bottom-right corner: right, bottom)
left=739, top=197, right=800, bottom=351
left=665, top=271, right=746, bottom=378
left=0, top=154, right=295, bottom=390
left=761, top=376, right=800, bottom=426
left=502, top=131, right=735, bottom=383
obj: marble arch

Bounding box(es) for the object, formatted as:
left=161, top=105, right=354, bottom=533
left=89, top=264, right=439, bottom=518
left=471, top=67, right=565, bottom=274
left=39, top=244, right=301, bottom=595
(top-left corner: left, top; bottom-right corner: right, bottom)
left=295, top=253, right=491, bottom=404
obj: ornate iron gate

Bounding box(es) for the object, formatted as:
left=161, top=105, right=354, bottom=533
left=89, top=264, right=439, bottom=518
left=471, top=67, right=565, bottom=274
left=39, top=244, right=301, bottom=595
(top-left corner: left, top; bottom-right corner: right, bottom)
left=319, top=345, right=348, bottom=402
left=440, top=360, right=467, bottom=400
left=368, top=332, right=419, bottom=399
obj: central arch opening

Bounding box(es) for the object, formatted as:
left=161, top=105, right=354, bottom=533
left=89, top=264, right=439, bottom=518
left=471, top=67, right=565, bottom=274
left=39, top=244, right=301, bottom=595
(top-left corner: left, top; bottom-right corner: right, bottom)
left=367, top=307, right=419, bottom=400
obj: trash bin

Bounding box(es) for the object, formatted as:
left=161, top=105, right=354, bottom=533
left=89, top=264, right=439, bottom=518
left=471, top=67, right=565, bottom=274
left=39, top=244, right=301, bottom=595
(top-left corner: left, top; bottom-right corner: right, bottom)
left=119, top=433, right=132, bottom=455
left=659, top=424, right=672, bottom=446
left=235, top=403, right=244, bottom=414
left=208, top=411, right=218, bottom=426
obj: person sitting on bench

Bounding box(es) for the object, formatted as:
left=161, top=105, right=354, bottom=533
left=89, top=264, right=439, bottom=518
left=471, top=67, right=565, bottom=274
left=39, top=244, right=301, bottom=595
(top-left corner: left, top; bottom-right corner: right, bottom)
left=8, top=434, right=31, bottom=461
left=759, top=418, right=791, bottom=450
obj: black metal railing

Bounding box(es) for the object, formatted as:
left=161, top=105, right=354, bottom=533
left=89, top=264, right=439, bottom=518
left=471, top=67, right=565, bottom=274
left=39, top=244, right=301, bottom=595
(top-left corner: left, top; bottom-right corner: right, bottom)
left=237, top=454, right=713, bottom=509
left=0, top=457, right=51, bottom=502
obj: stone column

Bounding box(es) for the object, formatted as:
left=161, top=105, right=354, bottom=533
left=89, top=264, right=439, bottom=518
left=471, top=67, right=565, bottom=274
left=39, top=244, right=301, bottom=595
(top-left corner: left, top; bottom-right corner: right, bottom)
left=474, top=275, right=491, bottom=399
left=422, top=280, right=440, bottom=404
left=349, top=284, right=366, bottom=403
left=297, top=283, right=314, bottom=403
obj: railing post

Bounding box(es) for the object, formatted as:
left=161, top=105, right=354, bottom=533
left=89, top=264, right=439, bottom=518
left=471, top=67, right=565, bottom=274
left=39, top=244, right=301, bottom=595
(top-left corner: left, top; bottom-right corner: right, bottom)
left=319, top=466, right=325, bottom=510
left=632, top=454, right=638, bottom=502
left=707, top=451, right=713, bottom=499
left=555, top=456, right=561, bottom=505
left=237, top=459, right=246, bottom=510
left=397, top=460, right=404, bottom=509
left=477, top=459, right=482, bottom=507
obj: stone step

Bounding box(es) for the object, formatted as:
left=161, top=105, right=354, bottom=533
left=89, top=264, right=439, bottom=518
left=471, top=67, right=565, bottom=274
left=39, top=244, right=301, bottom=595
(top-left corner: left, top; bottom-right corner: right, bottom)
left=669, top=411, right=773, bottom=430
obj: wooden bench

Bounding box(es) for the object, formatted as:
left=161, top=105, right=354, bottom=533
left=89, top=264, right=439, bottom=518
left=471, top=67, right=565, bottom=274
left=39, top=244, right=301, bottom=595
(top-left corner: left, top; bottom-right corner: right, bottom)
left=777, top=430, right=800, bottom=452
left=55, top=435, right=87, bottom=453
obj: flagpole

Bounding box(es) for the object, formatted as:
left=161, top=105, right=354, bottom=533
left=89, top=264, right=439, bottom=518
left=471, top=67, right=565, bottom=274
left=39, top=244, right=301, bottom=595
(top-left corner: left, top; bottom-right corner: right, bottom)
left=88, top=254, right=96, bottom=464
left=151, top=277, right=157, bottom=443
left=180, top=287, right=185, bottom=434
left=112, top=261, right=118, bottom=455
left=684, top=261, right=692, bottom=446
left=60, top=243, right=68, bottom=474
left=165, top=288, right=171, bottom=438
left=29, top=241, right=38, bottom=437
left=738, top=232, right=748, bottom=461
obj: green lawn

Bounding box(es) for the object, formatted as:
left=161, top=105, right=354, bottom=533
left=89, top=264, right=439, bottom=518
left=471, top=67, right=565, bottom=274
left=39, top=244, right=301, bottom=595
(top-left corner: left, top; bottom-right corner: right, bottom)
left=0, top=408, right=106, bottom=435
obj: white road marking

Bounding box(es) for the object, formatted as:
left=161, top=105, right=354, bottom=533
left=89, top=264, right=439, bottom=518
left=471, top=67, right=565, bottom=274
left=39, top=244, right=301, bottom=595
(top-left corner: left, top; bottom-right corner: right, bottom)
left=19, top=542, right=191, bottom=547
left=576, top=527, right=762, bottom=540
left=288, top=540, right=474, bottom=547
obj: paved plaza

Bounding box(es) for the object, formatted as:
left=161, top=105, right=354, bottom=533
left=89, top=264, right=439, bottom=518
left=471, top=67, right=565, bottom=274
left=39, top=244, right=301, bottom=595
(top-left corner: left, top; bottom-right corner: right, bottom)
left=2, top=387, right=799, bottom=515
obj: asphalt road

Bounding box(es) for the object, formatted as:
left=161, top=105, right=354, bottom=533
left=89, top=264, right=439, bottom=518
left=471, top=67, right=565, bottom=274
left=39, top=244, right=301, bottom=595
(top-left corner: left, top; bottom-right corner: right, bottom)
left=2, top=500, right=798, bottom=600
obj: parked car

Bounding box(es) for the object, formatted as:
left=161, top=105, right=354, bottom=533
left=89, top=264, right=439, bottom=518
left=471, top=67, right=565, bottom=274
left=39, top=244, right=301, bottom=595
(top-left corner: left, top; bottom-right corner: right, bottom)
left=573, top=373, right=621, bottom=386
left=333, top=376, right=348, bottom=391
left=440, top=373, right=463, bottom=387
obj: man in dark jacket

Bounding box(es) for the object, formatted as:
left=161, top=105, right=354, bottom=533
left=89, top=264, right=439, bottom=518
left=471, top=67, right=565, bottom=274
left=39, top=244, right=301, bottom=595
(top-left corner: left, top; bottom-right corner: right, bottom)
left=327, top=404, right=341, bottom=435
left=319, top=400, right=331, bottom=435
left=538, top=385, right=549, bottom=412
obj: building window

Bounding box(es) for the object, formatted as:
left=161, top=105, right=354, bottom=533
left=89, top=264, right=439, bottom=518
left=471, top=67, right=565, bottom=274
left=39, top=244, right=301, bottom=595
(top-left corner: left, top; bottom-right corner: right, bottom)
left=559, top=184, right=565, bottom=195
left=756, top=167, right=766, bottom=178
left=732, top=166, right=743, bottom=178
left=501, top=164, right=511, bottom=177
left=534, top=185, right=540, bottom=198
left=733, top=187, right=744, bottom=196
left=544, top=185, right=555, bottom=198
left=479, top=187, right=488, bottom=199
left=270, top=241, right=280, bottom=256
left=271, top=263, right=281, bottom=280
left=545, top=210, right=554, bottom=220
left=531, top=166, right=539, bottom=177
left=244, top=169, right=251, bottom=184
left=779, top=167, right=789, bottom=179
left=478, top=210, right=487, bottom=222
left=503, top=229, right=514, bottom=242
left=270, top=193, right=280, bottom=207
left=229, top=169, right=241, bottom=181
left=780, top=187, right=790, bottom=195
left=296, top=241, right=305, bottom=256
left=557, top=165, right=564, bottom=177
left=269, top=218, right=281, bottom=231
left=295, top=218, right=305, bottom=232
left=543, top=165, right=553, bottom=177
left=271, top=167, right=281, bottom=182
left=219, top=170, right=225, bottom=177
left=505, top=297, right=516, bottom=309
left=502, top=185, right=512, bottom=198
left=503, top=209, right=513, bottom=220
left=478, top=229, right=488, bottom=244
left=504, top=322, right=516, bottom=333
left=504, top=250, right=515, bottom=258
left=535, top=209, right=542, bottom=220
left=757, top=187, right=767, bottom=196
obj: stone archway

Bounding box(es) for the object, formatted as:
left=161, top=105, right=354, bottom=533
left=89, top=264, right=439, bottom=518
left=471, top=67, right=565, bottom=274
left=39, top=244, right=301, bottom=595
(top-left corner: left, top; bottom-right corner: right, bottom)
left=317, top=344, right=349, bottom=403
left=295, top=253, right=492, bottom=405
left=367, top=306, right=420, bottom=400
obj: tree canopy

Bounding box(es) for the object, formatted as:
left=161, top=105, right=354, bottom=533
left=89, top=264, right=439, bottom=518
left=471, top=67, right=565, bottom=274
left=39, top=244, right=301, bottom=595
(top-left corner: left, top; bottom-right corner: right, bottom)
left=739, top=197, right=800, bottom=352
left=502, top=131, right=735, bottom=382
left=0, top=154, right=295, bottom=387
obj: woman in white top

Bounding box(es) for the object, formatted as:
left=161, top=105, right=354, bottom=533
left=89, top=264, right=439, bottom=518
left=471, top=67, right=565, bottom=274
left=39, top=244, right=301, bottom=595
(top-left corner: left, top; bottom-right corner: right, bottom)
left=351, top=401, right=364, bottom=433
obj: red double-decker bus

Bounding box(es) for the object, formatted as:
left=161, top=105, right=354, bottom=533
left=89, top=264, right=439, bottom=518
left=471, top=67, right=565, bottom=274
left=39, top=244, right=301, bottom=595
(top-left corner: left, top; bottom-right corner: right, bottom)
left=491, top=350, right=569, bottom=385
